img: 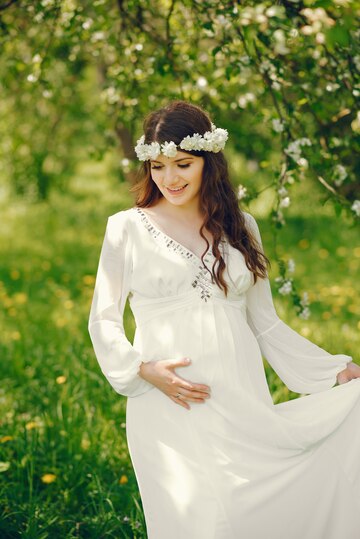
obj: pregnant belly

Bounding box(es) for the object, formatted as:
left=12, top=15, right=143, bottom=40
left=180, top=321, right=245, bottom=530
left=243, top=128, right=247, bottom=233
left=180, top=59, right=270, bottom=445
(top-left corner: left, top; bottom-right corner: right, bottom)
left=132, top=305, right=223, bottom=387
left=131, top=300, right=275, bottom=409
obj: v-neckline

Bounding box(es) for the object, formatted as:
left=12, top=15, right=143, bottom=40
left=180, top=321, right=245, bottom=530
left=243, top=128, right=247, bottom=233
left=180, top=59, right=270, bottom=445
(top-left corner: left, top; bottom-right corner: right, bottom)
left=133, top=206, right=214, bottom=264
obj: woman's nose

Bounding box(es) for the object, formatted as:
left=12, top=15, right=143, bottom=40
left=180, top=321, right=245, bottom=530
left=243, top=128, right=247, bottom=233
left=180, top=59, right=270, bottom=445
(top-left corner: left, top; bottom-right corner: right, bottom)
left=162, top=166, right=179, bottom=185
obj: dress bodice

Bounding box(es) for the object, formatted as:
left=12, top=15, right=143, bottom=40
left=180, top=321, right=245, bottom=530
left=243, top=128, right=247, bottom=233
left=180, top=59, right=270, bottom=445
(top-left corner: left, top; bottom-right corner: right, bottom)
left=129, top=206, right=253, bottom=307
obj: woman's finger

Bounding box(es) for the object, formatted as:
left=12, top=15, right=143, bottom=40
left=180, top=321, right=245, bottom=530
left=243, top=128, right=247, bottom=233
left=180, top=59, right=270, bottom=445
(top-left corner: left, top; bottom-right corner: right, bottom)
left=169, top=395, right=190, bottom=410
left=173, top=377, right=211, bottom=394
left=177, top=387, right=210, bottom=401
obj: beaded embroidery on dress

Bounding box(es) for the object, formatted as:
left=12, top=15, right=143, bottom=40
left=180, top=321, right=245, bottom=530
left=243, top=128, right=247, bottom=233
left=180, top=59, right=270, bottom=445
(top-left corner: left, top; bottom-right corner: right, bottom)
left=135, top=206, right=224, bottom=302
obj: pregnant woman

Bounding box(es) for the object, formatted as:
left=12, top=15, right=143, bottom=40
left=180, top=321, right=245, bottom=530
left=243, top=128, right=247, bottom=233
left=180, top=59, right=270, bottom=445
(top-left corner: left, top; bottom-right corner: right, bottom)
left=88, top=99, right=360, bottom=538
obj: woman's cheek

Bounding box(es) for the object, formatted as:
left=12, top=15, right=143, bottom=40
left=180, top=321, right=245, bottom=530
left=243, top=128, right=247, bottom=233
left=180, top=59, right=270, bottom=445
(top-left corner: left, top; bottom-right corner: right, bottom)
left=151, top=176, right=162, bottom=189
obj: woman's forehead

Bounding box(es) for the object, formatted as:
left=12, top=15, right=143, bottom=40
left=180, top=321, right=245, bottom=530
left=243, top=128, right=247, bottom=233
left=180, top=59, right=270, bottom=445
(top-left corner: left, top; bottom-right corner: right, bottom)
left=150, top=151, right=197, bottom=164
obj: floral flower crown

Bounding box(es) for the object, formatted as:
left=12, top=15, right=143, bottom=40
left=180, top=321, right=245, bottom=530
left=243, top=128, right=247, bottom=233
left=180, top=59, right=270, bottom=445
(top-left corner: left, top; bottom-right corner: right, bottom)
left=134, top=122, right=228, bottom=161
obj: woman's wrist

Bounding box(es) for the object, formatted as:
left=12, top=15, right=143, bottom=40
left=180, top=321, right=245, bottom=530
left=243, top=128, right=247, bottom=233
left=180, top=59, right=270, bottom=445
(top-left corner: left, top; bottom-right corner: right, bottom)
left=138, top=361, right=151, bottom=381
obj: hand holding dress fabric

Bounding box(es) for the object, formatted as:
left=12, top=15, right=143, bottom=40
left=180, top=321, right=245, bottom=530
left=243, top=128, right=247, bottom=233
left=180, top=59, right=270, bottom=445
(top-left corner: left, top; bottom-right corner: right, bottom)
left=336, top=361, right=360, bottom=384
left=88, top=213, right=155, bottom=398
left=243, top=212, right=353, bottom=395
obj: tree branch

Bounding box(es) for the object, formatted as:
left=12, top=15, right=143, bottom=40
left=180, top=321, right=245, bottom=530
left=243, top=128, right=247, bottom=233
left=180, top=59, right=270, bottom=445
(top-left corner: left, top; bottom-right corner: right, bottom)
left=0, top=0, right=18, bottom=10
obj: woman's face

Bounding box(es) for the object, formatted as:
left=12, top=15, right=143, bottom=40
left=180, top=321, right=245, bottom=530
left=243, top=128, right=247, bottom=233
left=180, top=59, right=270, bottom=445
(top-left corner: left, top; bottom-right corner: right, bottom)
left=150, top=150, right=204, bottom=207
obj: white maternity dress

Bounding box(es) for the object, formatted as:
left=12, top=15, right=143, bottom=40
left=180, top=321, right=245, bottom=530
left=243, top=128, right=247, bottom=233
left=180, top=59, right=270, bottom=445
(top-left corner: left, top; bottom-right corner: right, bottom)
left=88, top=206, right=360, bottom=539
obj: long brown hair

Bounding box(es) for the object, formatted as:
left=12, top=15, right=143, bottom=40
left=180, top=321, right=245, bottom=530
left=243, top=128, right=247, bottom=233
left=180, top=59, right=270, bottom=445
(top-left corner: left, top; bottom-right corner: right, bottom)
left=130, top=100, right=270, bottom=296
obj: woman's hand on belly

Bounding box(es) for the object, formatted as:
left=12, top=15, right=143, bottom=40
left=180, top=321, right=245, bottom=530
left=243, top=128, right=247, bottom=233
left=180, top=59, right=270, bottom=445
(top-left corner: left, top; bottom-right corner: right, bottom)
left=138, top=357, right=211, bottom=410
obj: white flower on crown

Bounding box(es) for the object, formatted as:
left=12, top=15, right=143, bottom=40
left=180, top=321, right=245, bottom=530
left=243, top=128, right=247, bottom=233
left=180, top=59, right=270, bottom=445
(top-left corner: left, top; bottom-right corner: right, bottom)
left=180, top=133, right=204, bottom=151
left=161, top=141, right=178, bottom=157
left=134, top=135, right=161, bottom=161
left=134, top=123, right=228, bottom=161
left=179, top=124, right=228, bottom=153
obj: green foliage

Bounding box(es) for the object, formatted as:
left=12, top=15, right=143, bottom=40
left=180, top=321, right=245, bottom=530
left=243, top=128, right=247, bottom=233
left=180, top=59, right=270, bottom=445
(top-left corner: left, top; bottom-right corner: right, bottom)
left=0, top=1, right=359, bottom=203
left=1, top=1, right=359, bottom=315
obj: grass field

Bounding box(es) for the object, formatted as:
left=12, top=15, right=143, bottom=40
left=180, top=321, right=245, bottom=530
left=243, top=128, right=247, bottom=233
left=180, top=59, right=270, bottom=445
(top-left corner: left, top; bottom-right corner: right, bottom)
left=1, top=163, right=359, bottom=538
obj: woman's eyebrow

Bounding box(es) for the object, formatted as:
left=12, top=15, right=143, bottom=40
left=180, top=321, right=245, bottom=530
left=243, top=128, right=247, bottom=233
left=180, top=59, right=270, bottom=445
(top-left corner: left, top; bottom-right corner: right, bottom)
left=151, top=157, right=194, bottom=163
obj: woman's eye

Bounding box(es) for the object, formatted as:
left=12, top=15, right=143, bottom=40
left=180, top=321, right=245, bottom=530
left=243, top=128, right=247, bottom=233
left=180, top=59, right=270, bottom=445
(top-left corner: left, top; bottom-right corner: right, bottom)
left=151, top=163, right=191, bottom=170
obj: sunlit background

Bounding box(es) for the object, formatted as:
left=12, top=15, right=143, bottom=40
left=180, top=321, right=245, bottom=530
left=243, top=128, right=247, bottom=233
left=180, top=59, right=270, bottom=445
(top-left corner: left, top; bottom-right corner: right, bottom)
left=0, top=1, right=359, bottom=537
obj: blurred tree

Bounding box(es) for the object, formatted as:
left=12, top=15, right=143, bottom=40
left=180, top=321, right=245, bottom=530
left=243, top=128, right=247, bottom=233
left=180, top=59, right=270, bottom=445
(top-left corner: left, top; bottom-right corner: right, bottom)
left=0, top=0, right=359, bottom=314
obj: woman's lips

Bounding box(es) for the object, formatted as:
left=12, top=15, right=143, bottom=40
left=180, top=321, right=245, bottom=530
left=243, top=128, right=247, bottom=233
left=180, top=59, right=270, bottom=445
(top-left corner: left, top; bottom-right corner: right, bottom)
left=166, top=184, right=188, bottom=195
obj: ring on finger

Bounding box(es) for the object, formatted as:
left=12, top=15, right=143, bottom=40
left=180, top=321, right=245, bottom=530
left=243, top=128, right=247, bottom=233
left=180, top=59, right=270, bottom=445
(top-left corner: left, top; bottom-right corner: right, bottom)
left=176, top=392, right=182, bottom=399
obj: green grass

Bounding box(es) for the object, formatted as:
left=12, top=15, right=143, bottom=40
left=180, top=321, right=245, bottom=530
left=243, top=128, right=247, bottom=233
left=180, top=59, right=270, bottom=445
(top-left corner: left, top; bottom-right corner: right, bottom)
left=0, top=163, right=359, bottom=537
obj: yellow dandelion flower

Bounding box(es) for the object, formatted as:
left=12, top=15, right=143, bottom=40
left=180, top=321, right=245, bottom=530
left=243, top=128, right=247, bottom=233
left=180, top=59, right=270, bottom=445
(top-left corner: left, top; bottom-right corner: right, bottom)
left=10, top=270, right=20, bottom=280
left=83, top=275, right=95, bottom=285
left=298, top=239, right=310, bottom=249
left=336, top=246, right=347, bottom=257
left=55, top=318, right=67, bottom=327
left=64, top=300, right=74, bottom=310
left=322, top=311, right=331, bottom=320
left=3, top=297, right=13, bottom=308
left=345, top=287, right=355, bottom=296
left=318, top=248, right=329, bottom=259
left=353, top=247, right=360, bottom=258
left=300, top=327, right=310, bottom=337
left=119, top=475, right=128, bottom=484
left=41, top=261, right=51, bottom=271
left=0, top=436, right=14, bottom=443
left=11, top=331, right=21, bottom=341
left=56, top=375, right=67, bottom=384
left=25, top=421, right=39, bottom=430
left=330, top=285, right=340, bottom=295
left=14, top=292, right=28, bottom=304
left=81, top=437, right=91, bottom=450
left=8, top=308, right=17, bottom=317
left=41, top=474, right=56, bottom=484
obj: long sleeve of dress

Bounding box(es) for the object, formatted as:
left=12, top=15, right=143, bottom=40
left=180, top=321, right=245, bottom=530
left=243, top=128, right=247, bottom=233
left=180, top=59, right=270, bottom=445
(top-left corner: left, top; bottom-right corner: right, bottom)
left=244, top=212, right=352, bottom=394
left=88, top=213, right=154, bottom=398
